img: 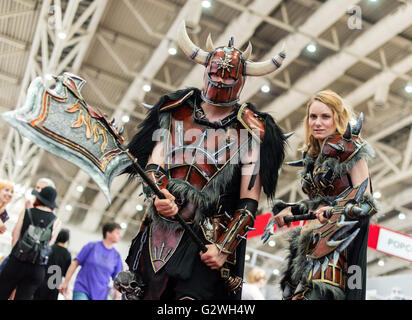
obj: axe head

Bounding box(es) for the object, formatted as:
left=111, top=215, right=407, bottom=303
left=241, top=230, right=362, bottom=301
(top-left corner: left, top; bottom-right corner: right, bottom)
left=1, top=73, right=133, bottom=202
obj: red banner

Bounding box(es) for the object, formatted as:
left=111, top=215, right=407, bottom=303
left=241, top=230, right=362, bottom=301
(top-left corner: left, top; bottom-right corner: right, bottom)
left=247, top=213, right=306, bottom=239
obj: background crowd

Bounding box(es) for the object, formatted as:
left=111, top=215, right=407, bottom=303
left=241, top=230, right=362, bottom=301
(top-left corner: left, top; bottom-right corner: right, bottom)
left=0, top=177, right=123, bottom=300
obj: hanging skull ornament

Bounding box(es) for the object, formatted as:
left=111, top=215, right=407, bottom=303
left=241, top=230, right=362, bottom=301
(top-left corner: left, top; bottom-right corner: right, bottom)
left=113, top=270, right=146, bottom=300
left=177, top=21, right=286, bottom=107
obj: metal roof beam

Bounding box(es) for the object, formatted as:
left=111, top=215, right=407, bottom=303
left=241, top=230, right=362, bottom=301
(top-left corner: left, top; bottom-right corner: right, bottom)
left=241, top=0, right=362, bottom=101
left=69, top=0, right=202, bottom=230
left=109, top=0, right=203, bottom=121
left=12, top=0, right=36, bottom=9
left=181, top=0, right=283, bottom=89
left=261, top=3, right=412, bottom=118
left=0, top=71, right=19, bottom=84
left=0, top=33, right=27, bottom=49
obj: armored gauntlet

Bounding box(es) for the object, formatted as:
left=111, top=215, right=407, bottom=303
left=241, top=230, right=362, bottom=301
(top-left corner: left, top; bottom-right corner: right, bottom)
left=215, top=198, right=257, bottom=255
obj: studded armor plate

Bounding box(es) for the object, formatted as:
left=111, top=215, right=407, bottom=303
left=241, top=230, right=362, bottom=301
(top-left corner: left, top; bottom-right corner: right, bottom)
left=164, top=102, right=250, bottom=191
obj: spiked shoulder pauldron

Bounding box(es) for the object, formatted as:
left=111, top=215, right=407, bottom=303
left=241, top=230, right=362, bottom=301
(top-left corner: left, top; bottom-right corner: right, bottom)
left=237, top=103, right=265, bottom=144
left=321, top=133, right=366, bottom=164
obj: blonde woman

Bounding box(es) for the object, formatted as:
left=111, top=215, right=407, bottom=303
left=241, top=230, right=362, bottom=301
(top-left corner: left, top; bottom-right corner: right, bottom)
left=241, top=267, right=267, bottom=300
left=267, top=90, right=377, bottom=300
left=0, top=180, right=14, bottom=234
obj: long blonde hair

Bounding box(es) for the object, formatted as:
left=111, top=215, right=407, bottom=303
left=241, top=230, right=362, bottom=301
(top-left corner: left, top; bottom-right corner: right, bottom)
left=0, top=180, right=14, bottom=213
left=302, top=90, right=352, bottom=156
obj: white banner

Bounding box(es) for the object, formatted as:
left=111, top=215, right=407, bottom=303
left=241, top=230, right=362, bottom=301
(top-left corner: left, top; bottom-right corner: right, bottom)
left=376, top=228, right=412, bottom=262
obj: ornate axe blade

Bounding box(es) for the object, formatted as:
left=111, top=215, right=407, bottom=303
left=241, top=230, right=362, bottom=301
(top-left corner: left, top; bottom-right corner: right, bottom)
left=1, top=72, right=133, bottom=203
left=1, top=72, right=211, bottom=255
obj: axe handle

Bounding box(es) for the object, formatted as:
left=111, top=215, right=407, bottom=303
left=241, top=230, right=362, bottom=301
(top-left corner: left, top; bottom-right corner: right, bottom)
left=284, top=212, right=316, bottom=223
left=126, top=152, right=207, bottom=253
left=125, top=151, right=242, bottom=291
left=284, top=208, right=336, bottom=223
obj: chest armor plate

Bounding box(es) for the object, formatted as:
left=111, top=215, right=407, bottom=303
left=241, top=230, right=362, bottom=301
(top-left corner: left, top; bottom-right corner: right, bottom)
left=301, top=163, right=351, bottom=199
left=165, top=103, right=249, bottom=190
left=300, top=133, right=364, bottom=199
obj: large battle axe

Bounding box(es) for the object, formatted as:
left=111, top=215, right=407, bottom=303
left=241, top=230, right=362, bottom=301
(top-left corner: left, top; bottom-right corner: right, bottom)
left=1, top=72, right=242, bottom=294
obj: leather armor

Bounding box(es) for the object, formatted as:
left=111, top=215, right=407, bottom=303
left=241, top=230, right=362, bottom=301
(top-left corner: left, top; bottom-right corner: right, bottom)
left=301, top=133, right=366, bottom=199
left=144, top=91, right=265, bottom=270
left=163, top=96, right=262, bottom=191
left=281, top=116, right=377, bottom=299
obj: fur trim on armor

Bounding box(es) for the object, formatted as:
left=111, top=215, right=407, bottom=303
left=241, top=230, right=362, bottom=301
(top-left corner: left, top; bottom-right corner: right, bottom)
left=168, top=162, right=241, bottom=215
left=203, top=164, right=242, bottom=209
left=279, top=227, right=313, bottom=287
left=144, top=202, right=177, bottom=232
left=168, top=178, right=208, bottom=209
left=144, top=178, right=206, bottom=232
left=299, top=196, right=337, bottom=211
left=159, top=112, right=170, bottom=130
left=246, top=103, right=285, bottom=200
left=299, top=140, right=375, bottom=180
left=279, top=228, right=301, bottom=291
left=303, top=278, right=345, bottom=300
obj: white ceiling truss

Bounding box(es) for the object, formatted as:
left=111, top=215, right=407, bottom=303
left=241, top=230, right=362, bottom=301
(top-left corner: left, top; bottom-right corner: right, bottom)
left=0, top=0, right=412, bottom=282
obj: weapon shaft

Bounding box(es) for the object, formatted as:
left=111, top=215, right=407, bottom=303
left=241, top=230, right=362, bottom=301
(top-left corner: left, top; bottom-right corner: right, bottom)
left=125, top=150, right=207, bottom=253
left=284, top=206, right=338, bottom=223
left=124, top=150, right=243, bottom=292
left=284, top=212, right=316, bottom=223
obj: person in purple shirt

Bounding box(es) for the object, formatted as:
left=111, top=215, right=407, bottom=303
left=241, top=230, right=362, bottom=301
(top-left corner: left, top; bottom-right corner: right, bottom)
left=59, top=222, right=123, bottom=300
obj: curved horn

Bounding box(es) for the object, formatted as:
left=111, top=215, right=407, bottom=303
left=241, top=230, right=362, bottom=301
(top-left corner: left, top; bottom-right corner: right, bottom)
left=242, top=42, right=252, bottom=60
left=177, top=20, right=209, bottom=65
left=205, top=33, right=215, bottom=52
left=343, top=122, right=352, bottom=140
left=245, top=42, right=286, bottom=76
left=142, top=103, right=153, bottom=110
left=327, top=142, right=344, bottom=152
left=286, top=159, right=304, bottom=167
left=353, top=112, right=364, bottom=135
left=283, top=131, right=294, bottom=140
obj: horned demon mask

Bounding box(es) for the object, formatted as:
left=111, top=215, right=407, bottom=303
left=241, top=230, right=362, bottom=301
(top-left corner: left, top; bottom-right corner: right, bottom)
left=177, top=21, right=286, bottom=107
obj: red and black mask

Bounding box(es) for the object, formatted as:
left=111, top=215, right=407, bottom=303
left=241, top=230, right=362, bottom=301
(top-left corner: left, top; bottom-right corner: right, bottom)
left=177, top=20, right=286, bottom=108
left=201, top=43, right=246, bottom=107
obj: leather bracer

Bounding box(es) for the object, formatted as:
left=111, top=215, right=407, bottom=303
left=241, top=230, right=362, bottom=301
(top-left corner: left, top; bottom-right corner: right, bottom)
left=324, top=181, right=378, bottom=221
left=215, top=198, right=257, bottom=255
left=347, top=196, right=378, bottom=220
left=362, top=198, right=378, bottom=217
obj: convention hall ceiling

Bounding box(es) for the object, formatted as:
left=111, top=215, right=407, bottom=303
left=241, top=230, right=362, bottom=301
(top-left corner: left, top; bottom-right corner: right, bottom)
left=0, top=0, right=411, bottom=282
